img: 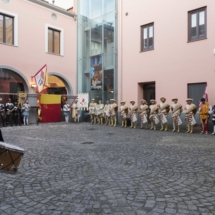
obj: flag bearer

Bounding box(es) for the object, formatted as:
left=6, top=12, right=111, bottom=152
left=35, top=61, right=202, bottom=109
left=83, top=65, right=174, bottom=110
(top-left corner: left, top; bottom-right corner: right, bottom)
left=199, top=98, right=210, bottom=134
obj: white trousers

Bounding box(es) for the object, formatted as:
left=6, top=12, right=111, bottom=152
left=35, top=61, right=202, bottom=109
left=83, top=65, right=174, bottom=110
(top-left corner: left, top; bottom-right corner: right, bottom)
left=65, top=115, right=69, bottom=123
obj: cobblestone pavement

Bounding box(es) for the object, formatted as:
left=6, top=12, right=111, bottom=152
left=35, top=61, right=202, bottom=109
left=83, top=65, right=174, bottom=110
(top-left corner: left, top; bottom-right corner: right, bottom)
left=1, top=123, right=215, bottom=215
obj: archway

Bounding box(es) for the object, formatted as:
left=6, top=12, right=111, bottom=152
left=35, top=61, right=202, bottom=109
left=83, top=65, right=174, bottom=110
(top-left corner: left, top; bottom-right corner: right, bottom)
left=48, top=72, right=73, bottom=96
left=0, top=66, right=29, bottom=104
left=37, top=72, right=74, bottom=123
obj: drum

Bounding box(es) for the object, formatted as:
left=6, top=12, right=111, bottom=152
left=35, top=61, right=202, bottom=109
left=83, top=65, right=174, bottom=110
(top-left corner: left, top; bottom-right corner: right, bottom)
left=0, top=142, right=25, bottom=173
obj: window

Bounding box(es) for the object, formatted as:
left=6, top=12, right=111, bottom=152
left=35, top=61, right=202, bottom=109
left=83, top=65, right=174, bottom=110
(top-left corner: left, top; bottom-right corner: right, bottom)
left=48, top=28, right=60, bottom=55
left=141, top=23, right=154, bottom=52
left=0, top=13, right=14, bottom=45
left=45, top=24, right=64, bottom=56
left=188, top=7, right=206, bottom=42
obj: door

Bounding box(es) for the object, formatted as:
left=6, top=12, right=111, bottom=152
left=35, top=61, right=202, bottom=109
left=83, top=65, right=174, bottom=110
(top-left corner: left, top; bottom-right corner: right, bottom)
left=188, top=83, right=206, bottom=107
left=143, top=83, right=156, bottom=104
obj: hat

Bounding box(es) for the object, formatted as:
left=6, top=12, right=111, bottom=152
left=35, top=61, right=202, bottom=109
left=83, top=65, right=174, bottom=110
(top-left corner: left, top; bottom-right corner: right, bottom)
left=150, top=99, right=156, bottom=103
left=140, top=99, right=147, bottom=104
left=110, top=99, right=116, bottom=102
left=91, top=98, right=95, bottom=101
left=171, top=97, right=178, bottom=101
left=130, top=100, right=135, bottom=103
left=186, top=98, right=193, bottom=102
left=160, top=97, right=166, bottom=101
left=120, top=101, right=126, bottom=104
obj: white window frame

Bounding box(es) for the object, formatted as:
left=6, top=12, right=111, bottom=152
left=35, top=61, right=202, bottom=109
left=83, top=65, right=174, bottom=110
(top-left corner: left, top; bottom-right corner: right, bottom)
left=0, top=9, right=18, bottom=46
left=45, top=24, right=64, bottom=56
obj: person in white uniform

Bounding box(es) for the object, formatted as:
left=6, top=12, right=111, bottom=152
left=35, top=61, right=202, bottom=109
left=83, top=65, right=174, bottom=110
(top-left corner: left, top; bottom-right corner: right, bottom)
left=129, top=101, right=138, bottom=129
left=158, top=97, right=170, bottom=131
left=72, top=99, right=80, bottom=123
left=96, top=100, right=104, bottom=125
left=171, top=98, right=183, bottom=132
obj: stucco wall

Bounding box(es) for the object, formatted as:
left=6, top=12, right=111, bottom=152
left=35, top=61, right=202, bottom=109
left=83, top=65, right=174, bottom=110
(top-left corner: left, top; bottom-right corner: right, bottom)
left=118, top=0, right=215, bottom=108
left=0, top=0, right=77, bottom=95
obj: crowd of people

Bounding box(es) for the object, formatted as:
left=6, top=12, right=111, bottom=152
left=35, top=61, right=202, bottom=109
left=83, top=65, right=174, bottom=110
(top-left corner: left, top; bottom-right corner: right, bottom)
left=0, top=98, right=31, bottom=128
left=85, top=97, right=215, bottom=135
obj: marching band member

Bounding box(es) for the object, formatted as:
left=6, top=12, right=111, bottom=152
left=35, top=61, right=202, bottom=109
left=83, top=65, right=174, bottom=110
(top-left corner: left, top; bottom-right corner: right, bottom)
left=185, top=98, right=197, bottom=134
left=72, top=99, right=80, bottom=123
left=120, top=101, right=128, bottom=128
left=89, top=98, right=97, bottom=124
left=129, top=101, right=138, bottom=129
left=6, top=98, right=14, bottom=126
left=158, top=97, right=170, bottom=131
left=139, top=99, right=149, bottom=129
left=104, top=100, right=111, bottom=125
left=149, top=100, right=159, bottom=130
left=171, top=98, right=183, bottom=132
left=96, top=100, right=104, bottom=125
left=22, top=100, right=31, bottom=126
left=199, top=98, right=210, bottom=134
left=110, top=99, right=118, bottom=127
left=63, top=100, right=70, bottom=123
left=0, top=99, right=5, bottom=128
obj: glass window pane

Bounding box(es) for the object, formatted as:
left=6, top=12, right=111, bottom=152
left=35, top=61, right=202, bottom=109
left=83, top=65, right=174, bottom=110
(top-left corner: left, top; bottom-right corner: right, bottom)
left=0, top=15, right=3, bottom=43
left=104, top=0, right=115, bottom=15
left=54, top=31, right=60, bottom=55
left=143, top=27, right=148, bottom=49
left=149, top=26, right=153, bottom=48
left=104, top=24, right=114, bottom=54
left=91, top=25, right=102, bottom=55
left=91, top=0, right=102, bottom=19
left=199, top=11, right=205, bottom=37
left=48, top=29, right=53, bottom=53
left=5, top=16, right=13, bottom=44
left=191, top=13, right=197, bottom=39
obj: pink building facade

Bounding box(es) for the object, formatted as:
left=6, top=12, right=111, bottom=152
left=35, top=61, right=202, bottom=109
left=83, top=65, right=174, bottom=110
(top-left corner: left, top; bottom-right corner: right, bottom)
left=0, top=0, right=77, bottom=107
left=118, top=0, right=215, bottom=109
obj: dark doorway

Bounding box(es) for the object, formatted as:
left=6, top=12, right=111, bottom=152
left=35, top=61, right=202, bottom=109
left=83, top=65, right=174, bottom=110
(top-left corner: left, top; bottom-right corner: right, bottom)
left=188, top=83, right=206, bottom=107
left=143, top=83, right=156, bottom=104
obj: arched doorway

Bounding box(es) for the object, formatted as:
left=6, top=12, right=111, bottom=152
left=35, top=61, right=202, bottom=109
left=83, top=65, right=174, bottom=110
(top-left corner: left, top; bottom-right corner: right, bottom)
left=48, top=72, right=73, bottom=96
left=37, top=72, right=74, bottom=123
left=0, top=66, right=29, bottom=104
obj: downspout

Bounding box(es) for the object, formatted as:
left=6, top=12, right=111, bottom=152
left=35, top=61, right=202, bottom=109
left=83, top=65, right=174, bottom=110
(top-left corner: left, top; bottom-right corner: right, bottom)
left=120, top=0, right=123, bottom=102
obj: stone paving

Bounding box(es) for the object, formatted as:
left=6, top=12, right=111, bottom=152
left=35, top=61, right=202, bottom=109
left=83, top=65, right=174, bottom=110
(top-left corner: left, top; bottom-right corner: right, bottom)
left=0, top=123, right=215, bottom=215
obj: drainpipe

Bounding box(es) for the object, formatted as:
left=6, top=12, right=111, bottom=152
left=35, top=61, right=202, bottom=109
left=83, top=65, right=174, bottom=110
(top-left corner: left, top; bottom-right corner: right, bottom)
left=120, top=0, right=123, bottom=102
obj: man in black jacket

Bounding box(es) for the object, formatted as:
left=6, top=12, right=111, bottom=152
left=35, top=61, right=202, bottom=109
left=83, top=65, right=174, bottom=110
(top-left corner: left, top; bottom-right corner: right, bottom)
left=0, top=129, right=4, bottom=142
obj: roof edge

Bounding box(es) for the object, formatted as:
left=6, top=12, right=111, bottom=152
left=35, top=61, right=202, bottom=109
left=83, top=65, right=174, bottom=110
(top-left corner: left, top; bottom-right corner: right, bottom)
left=26, top=0, right=76, bottom=18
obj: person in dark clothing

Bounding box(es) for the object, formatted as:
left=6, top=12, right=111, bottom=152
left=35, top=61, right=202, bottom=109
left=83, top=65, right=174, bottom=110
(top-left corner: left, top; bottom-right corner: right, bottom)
left=0, top=129, right=4, bottom=142
left=13, top=103, right=22, bottom=126
left=212, top=105, right=215, bottom=135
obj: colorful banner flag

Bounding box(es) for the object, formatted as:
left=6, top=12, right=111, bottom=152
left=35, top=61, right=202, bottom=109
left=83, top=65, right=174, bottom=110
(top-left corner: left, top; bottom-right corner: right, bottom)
left=202, top=83, right=208, bottom=102
left=34, top=65, right=49, bottom=93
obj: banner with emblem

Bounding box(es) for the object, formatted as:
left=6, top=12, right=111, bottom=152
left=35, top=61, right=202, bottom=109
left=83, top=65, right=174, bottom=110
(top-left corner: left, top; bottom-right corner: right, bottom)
left=17, top=92, right=27, bottom=106
left=78, top=93, right=89, bottom=110
left=34, top=65, right=49, bottom=93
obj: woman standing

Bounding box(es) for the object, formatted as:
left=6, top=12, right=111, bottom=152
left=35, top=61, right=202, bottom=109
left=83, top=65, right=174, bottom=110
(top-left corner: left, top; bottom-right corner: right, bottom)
left=22, top=100, right=31, bottom=126
left=63, top=101, right=71, bottom=123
